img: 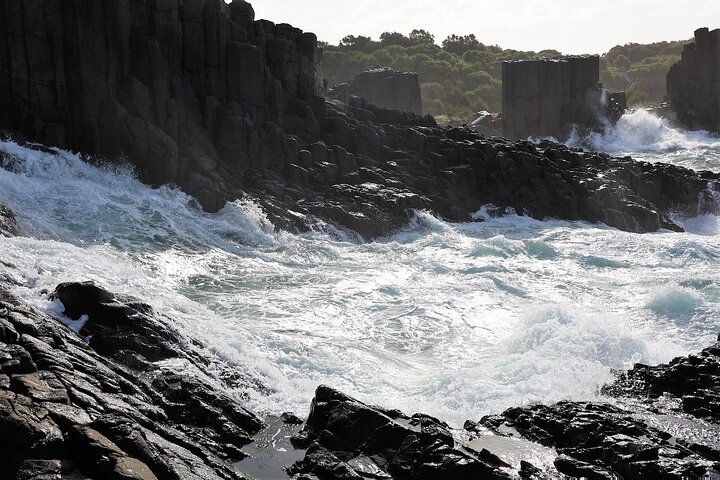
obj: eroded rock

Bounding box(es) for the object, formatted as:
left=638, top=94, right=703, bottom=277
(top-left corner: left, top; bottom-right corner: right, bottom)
left=0, top=287, right=257, bottom=479
left=289, top=385, right=512, bottom=479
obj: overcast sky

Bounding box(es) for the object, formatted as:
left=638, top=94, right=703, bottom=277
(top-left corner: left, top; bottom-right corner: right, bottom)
left=249, top=1, right=718, bottom=54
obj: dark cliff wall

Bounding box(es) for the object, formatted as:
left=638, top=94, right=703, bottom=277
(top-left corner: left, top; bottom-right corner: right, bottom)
left=502, top=56, right=615, bottom=140
left=667, top=27, right=720, bottom=133
left=0, top=0, right=324, bottom=209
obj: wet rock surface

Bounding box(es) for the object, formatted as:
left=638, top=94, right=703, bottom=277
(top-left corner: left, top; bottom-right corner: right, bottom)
left=252, top=97, right=720, bottom=238
left=476, top=335, right=720, bottom=479
left=604, top=334, right=720, bottom=422
left=2, top=281, right=720, bottom=479
left=0, top=203, right=18, bottom=237
left=0, top=283, right=260, bottom=479
left=477, top=401, right=720, bottom=479
left=287, top=385, right=512, bottom=479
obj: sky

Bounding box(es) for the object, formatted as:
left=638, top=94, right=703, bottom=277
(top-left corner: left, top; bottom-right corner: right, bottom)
left=249, top=0, right=719, bottom=54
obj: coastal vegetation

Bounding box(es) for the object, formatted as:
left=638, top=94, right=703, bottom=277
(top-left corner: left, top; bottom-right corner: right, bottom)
left=322, top=33, right=688, bottom=120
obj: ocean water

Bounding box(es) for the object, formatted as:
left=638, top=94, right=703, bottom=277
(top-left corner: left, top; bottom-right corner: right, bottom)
left=0, top=111, right=718, bottom=428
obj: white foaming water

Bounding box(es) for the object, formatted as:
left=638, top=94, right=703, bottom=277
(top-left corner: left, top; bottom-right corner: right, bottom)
left=565, top=109, right=720, bottom=171
left=1, top=139, right=719, bottom=427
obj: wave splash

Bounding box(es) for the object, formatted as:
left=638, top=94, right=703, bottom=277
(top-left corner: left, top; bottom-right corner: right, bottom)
left=562, top=109, right=720, bottom=172
left=0, top=138, right=719, bottom=427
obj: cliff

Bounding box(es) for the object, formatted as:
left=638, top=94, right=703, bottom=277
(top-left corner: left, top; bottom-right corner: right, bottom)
left=667, top=27, right=720, bottom=133
left=0, top=0, right=324, bottom=210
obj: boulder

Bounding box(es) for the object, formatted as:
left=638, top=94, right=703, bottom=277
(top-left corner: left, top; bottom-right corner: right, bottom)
left=289, top=385, right=511, bottom=479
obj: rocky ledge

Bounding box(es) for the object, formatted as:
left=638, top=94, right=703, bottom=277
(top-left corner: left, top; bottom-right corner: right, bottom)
left=250, top=98, right=720, bottom=238
left=1, top=270, right=719, bottom=479
left=0, top=281, right=263, bottom=479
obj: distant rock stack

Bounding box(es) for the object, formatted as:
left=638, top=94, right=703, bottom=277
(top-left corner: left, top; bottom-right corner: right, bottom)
left=331, top=67, right=423, bottom=115
left=667, top=28, right=720, bottom=133
left=502, top=56, right=626, bottom=140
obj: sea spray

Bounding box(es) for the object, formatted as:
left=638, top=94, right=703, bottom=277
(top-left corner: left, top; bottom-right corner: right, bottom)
left=0, top=138, right=718, bottom=427
left=563, top=109, right=720, bottom=171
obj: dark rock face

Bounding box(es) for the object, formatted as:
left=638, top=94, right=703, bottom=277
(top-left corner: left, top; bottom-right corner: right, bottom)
left=289, top=385, right=512, bottom=479
left=502, top=56, right=626, bottom=140
left=331, top=67, right=423, bottom=115
left=604, top=334, right=720, bottom=421
left=474, top=334, right=720, bottom=479
left=478, top=401, right=720, bottom=479
left=667, top=28, right=720, bottom=133
left=249, top=97, right=720, bottom=237
left=0, top=284, right=262, bottom=479
left=0, top=203, right=18, bottom=237
left=0, top=0, right=324, bottom=211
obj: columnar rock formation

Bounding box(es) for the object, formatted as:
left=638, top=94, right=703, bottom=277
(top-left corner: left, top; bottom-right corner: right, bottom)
left=502, top=56, right=625, bottom=140
left=0, top=0, right=324, bottom=210
left=667, top=27, right=720, bottom=133
left=333, top=67, right=423, bottom=115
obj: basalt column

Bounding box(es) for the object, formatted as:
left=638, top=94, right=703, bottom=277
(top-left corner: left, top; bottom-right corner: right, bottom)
left=503, top=56, right=612, bottom=140
left=667, top=27, right=720, bottom=133
left=335, top=67, right=423, bottom=115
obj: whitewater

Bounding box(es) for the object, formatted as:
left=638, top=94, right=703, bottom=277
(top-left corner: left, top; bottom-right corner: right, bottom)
left=0, top=110, right=718, bottom=428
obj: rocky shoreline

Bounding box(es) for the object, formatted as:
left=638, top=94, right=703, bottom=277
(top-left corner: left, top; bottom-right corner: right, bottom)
left=1, top=263, right=718, bottom=479
left=1, top=0, right=719, bottom=240
left=1, top=1, right=720, bottom=478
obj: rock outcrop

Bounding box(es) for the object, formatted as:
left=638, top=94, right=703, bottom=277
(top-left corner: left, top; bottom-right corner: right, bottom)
left=477, top=400, right=719, bottom=479
left=502, top=56, right=626, bottom=140
left=667, top=28, right=720, bottom=133
left=289, top=385, right=512, bottom=479
left=2, top=281, right=720, bottom=479
left=253, top=98, right=720, bottom=236
left=0, top=283, right=262, bottom=479
left=603, top=334, right=720, bottom=421
left=331, top=67, right=423, bottom=115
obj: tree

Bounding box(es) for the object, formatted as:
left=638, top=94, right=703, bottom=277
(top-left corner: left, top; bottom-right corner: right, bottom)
left=380, top=32, right=411, bottom=47
left=339, top=35, right=377, bottom=53
left=442, top=34, right=483, bottom=56
left=409, top=29, right=435, bottom=45
left=613, top=54, right=631, bottom=71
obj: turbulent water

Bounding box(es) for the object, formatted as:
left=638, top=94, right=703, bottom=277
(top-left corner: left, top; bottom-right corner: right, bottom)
left=1, top=111, right=719, bottom=428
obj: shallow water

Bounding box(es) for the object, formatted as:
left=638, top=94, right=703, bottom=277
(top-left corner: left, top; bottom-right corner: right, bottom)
left=0, top=111, right=718, bottom=428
